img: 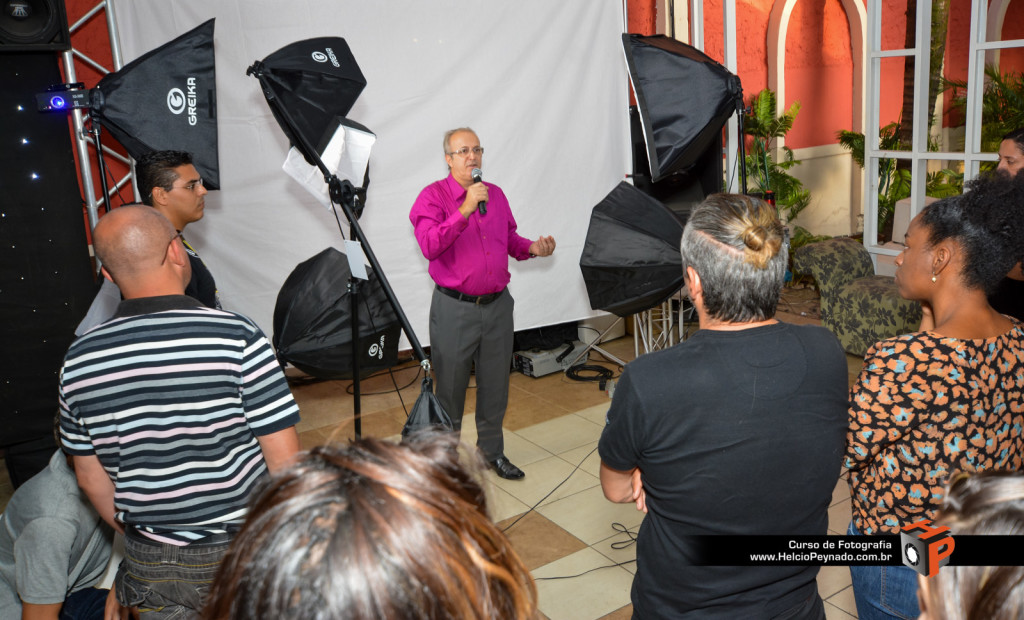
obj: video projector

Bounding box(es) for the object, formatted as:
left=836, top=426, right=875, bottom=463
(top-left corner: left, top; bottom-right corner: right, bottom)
left=513, top=340, right=585, bottom=378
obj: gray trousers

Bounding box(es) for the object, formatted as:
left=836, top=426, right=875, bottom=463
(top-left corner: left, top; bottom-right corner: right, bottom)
left=428, top=286, right=514, bottom=460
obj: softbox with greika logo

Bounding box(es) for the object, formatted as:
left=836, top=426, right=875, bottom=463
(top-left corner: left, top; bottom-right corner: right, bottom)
left=247, top=37, right=366, bottom=169
left=273, top=247, right=400, bottom=380
left=92, top=19, right=220, bottom=188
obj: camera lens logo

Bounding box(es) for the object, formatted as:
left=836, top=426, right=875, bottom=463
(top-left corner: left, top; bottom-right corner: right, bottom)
left=900, top=519, right=954, bottom=577
left=167, top=88, right=186, bottom=114
left=904, top=543, right=919, bottom=566
left=311, top=51, right=328, bottom=63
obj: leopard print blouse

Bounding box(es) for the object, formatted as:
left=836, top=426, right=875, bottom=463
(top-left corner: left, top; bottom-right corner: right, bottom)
left=846, top=324, right=1024, bottom=534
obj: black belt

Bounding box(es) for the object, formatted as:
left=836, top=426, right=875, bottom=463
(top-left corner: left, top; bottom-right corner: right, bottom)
left=436, top=285, right=504, bottom=305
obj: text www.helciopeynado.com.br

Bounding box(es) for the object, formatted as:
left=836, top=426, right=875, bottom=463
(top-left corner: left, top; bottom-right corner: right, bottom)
left=685, top=536, right=902, bottom=566
left=749, top=538, right=894, bottom=565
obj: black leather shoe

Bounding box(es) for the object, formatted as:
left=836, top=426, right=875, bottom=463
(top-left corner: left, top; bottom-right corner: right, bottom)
left=490, top=456, right=525, bottom=480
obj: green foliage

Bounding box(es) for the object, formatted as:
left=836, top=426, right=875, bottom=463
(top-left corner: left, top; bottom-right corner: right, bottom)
left=945, top=66, right=1024, bottom=157
left=837, top=122, right=962, bottom=238
left=743, top=88, right=811, bottom=223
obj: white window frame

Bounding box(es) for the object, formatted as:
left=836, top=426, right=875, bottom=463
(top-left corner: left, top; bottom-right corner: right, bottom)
left=864, top=0, right=1024, bottom=255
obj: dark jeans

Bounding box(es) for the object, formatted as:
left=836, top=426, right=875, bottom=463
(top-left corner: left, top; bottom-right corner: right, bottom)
left=60, top=586, right=109, bottom=620
left=116, top=532, right=232, bottom=619
left=847, top=522, right=920, bottom=620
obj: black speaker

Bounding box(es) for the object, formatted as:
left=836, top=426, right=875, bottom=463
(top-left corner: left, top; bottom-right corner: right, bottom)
left=0, top=0, right=70, bottom=52
left=0, top=53, right=94, bottom=467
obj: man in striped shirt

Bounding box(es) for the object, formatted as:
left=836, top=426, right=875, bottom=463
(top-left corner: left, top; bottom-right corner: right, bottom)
left=58, top=205, right=301, bottom=617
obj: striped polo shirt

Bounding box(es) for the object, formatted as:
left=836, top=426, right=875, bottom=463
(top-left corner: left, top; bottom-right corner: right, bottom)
left=59, top=295, right=300, bottom=546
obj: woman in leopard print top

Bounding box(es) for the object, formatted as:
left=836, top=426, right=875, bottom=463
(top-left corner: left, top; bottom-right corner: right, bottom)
left=845, top=174, right=1024, bottom=620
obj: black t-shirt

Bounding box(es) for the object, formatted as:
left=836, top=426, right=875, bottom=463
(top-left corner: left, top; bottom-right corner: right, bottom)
left=183, top=247, right=219, bottom=309
left=598, top=322, right=848, bottom=619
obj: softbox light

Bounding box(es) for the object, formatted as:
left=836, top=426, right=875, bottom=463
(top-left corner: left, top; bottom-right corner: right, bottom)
left=623, top=34, right=741, bottom=182
left=580, top=181, right=686, bottom=317
left=273, top=247, right=400, bottom=380
left=93, top=19, right=219, bottom=188
left=249, top=38, right=366, bottom=167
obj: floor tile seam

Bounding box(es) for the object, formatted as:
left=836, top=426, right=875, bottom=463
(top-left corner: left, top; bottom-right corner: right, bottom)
left=514, top=410, right=607, bottom=443
left=505, top=424, right=605, bottom=464
left=830, top=494, right=851, bottom=508
left=823, top=601, right=857, bottom=618
left=823, top=584, right=855, bottom=602
left=588, top=535, right=639, bottom=567
left=491, top=468, right=601, bottom=508
left=520, top=390, right=584, bottom=415
left=529, top=547, right=638, bottom=579
left=532, top=478, right=602, bottom=508
left=553, top=446, right=600, bottom=469
left=504, top=427, right=562, bottom=459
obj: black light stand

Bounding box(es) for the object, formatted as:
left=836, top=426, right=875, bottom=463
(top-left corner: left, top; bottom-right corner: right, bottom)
left=736, top=93, right=749, bottom=195
left=250, top=61, right=429, bottom=439
left=88, top=105, right=113, bottom=217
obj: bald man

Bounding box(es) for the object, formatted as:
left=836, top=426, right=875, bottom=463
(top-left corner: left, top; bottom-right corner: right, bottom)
left=58, top=206, right=300, bottom=617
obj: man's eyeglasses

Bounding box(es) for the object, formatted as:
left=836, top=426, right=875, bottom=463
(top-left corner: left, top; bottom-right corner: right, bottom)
left=169, top=178, right=204, bottom=192
left=447, top=147, right=484, bottom=158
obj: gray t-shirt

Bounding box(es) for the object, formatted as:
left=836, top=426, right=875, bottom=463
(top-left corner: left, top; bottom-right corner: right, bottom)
left=0, top=451, right=114, bottom=614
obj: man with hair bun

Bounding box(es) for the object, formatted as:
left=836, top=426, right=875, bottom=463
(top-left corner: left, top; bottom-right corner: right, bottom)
left=599, top=194, right=849, bottom=619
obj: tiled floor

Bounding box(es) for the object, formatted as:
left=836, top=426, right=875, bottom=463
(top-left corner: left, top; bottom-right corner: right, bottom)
left=0, top=286, right=866, bottom=619
left=279, top=297, right=864, bottom=619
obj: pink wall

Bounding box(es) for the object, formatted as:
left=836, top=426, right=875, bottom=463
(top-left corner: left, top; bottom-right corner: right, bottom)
left=784, top=1, right=855, bottom=148
left=1002, top=2, right=1024, bottom=75
left=697, top=0, right=860, bottom=150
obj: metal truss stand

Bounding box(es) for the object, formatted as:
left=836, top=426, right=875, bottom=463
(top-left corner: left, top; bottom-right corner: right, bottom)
left=63, top=0, right=135, bottom=235
left=633, top=289, right=694, bottom=357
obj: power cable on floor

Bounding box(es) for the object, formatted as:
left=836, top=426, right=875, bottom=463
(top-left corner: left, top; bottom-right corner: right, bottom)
left=502, top=446, right=597, bottom=533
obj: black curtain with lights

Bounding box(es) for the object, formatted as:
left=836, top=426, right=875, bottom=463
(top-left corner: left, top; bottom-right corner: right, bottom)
left=0, top=53, right=96, bottom=485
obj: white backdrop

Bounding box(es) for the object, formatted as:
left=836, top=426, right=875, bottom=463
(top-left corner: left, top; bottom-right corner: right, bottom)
left=115, top=1, right=632, bottom=346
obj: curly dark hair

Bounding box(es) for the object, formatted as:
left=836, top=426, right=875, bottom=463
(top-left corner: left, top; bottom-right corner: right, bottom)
left=918, top=173, right=1024, bottom=295
left=135, top=150, right=193, bottom=206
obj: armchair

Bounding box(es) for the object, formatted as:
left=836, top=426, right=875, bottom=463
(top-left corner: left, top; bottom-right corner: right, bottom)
left=793, top=237, right=922, bottom=356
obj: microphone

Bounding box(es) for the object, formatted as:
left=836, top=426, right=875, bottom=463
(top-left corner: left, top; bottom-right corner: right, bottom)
left=472, top=168, right=486, bottom=215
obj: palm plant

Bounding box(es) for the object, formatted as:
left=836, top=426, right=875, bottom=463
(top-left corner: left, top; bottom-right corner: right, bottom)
left=945, top=66, right=1024, bottom=155
left=743, top=88, right=811, bottom=224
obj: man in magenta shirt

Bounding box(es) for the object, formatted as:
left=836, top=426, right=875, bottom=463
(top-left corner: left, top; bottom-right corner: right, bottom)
left=410, top=127, right=555, bottom=479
